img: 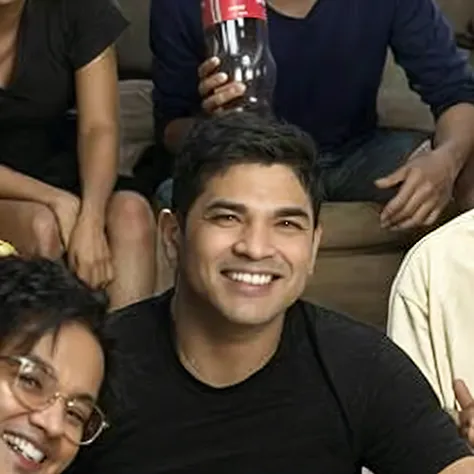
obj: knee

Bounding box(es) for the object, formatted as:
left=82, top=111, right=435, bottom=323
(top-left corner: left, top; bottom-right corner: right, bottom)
left=107, top=192, right=156, bottom=246
left=31, top=207, right=62, bottom=259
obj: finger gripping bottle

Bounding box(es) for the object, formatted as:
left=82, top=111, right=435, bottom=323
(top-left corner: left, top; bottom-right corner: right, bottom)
left=201, top=0, right=276, bottom=116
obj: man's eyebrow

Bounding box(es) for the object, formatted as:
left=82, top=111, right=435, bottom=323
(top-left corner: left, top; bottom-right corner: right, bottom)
left=273, top=206, right=311, bottom=222
left=204, top=201, right=312, bottom=223
left=204, top=199, right=247, bottom=214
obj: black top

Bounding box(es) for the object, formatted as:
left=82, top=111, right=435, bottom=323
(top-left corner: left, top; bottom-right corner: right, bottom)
left=68, top=291, right=471, bottom=474
left=0, top=0, right=127, bottom=184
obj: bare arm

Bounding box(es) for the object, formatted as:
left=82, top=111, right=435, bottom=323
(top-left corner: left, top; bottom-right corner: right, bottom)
left=0, top=164, right=64, bottom=206
left=65, top=45, right=119, bottom=287
left=376, top=102, right=474, bottom=230
left=162, top=57, right=245, bottom=153
left=75, top=45, right=119, bottom=222
left=440, top=457, right=474, bottom=474
left=433, top=103, right=474, bottom=181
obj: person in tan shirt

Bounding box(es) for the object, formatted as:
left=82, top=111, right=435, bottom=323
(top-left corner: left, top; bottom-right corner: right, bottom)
left=388, top=208, right=474, bottom=447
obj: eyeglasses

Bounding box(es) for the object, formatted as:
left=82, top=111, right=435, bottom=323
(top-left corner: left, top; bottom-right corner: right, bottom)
left=0, top=355, right=109, bottom=445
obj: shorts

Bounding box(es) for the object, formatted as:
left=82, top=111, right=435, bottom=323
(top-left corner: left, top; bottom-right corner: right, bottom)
left=34, top=149, right=155, bottom=204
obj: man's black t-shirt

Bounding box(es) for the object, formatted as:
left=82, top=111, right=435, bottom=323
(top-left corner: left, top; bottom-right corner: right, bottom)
left=68, top=291, right=471, bottom=474
left=0, top=0, right=127, bottom=186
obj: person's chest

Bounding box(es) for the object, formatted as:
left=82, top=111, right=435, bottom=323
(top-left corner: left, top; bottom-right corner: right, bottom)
left=0, top=1, right=74, bottom=126
left=103, top=355, right=361, bottom=473
left=267, top=0, right=393, bottom=91
left=0, top=27, right=18, bottom=90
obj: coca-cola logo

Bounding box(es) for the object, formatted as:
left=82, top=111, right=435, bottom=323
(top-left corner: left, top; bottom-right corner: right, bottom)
left=201, top=0, right=267, bottom=28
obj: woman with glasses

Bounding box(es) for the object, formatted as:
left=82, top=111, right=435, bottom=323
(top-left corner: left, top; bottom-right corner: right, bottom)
left=0, top=256, right=112, bottom=473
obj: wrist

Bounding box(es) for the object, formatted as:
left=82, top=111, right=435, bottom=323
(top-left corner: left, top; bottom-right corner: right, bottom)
left=432, top=144, right=466, bottom=182
left=78, top=201, right=106, bottom=225
left=46, top=188, right=76, bottom=210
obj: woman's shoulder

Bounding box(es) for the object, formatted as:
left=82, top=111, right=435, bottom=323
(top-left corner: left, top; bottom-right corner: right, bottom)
left=26, top=0, right=124, bottom=26
left=32, top=0, right=128, bottom=70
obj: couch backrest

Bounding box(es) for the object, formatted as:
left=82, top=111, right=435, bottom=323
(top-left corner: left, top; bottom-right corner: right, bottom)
left=437, top=0, right=474, bottom=35
left=115, top=0, right=152, bottom=79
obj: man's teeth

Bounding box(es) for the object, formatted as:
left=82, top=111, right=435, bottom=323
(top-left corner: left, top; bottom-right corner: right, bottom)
left=227, top=272, right=273, bottom=285
left=2, top=433, right=45, bottom=463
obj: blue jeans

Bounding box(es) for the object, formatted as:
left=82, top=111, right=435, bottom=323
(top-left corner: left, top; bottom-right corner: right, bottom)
left=155, top=128, right=430, bottom=207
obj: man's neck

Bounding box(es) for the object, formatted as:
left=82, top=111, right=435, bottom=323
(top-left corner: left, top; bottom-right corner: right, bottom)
left=171, top=289, right=285, bottom=388
left=0, top=1, right=25, bottom=34
left=267, top=0, right=317, bottom=19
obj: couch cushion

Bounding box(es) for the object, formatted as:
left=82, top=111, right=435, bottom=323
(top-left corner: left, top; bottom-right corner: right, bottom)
left=118, top=79, right=154, bottom=175
left=115, top=0, right=152, bottom=78
left=319, top=201, right=458, bottom=251
left=377, top=52, right=435, bottom=132
left=304, top=249, right=404, bottom=330
left=437, top=0, right=474, bottom=36
left=319, top=202, right=414, bottom=250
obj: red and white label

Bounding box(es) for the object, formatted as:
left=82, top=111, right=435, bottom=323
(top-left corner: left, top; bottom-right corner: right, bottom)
left=201, top=0, right=267, bottom=28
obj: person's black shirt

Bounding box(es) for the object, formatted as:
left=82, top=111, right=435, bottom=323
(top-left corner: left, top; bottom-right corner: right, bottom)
left=68, top=291, right=471, bottom=473
left=0, top=0, right=127, bottom=186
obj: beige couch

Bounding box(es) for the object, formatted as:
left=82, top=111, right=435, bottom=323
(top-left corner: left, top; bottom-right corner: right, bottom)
left=116, top=0, right=474, bottom=330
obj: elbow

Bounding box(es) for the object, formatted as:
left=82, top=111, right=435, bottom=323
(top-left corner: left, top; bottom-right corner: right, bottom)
left=77, top=123, right=119, bottom=156
left=78, top=122, right=118, bottom=139
left=77, top=123, right=120, bottom=167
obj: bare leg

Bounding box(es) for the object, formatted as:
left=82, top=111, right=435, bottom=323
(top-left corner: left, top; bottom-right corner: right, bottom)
left=106, top=191, right=156, bottom=310
left=0, top=199, right=62, bottom=258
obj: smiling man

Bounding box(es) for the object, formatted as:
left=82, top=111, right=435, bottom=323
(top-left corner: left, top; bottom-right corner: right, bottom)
left=68, top=113, right=474, bottom=474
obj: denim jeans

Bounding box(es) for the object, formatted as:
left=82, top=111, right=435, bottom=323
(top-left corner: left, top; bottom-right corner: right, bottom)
left=155, top=127, right=430, bottom=207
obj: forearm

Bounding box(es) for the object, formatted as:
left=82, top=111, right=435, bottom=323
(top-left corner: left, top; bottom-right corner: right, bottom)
left=434, top=103, right=474, bottom=178
left=77, top=126, right=118, bottom=219
left=163, top=118, right=196, bottom=154
left=0, top=165, right=62, bottom=206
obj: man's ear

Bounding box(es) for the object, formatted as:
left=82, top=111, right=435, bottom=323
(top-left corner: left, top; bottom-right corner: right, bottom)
left=157, top=208, right=180, bottom=268
left=308, top=224, right=322, bottom=276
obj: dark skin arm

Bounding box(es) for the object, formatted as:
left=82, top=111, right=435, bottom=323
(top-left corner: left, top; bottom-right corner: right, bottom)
left=163, top=57, right=245, bottom=153
left=376, top=103, right=474, bottom=231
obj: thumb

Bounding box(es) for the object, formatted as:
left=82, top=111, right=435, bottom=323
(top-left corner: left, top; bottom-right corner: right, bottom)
left=375, top=165, right=408, bottom=189
left=454, top=379, right=474, bottom=409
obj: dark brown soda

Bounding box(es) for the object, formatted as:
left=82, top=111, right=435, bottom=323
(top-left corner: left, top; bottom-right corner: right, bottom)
left=204, top=16, right=276, bottom=116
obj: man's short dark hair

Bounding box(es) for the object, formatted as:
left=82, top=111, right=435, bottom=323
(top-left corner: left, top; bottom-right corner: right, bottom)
left=172, top=112, right=322, bottom=226
left=0, top=256, right=114, bottom=404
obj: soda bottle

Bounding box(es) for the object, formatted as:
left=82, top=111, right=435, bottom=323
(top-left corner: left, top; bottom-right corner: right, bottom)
left=201, top=0, right=277, bottom=116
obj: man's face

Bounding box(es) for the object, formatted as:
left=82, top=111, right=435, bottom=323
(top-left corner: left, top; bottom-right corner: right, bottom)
left=173, top=163, right=321, bottom=327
